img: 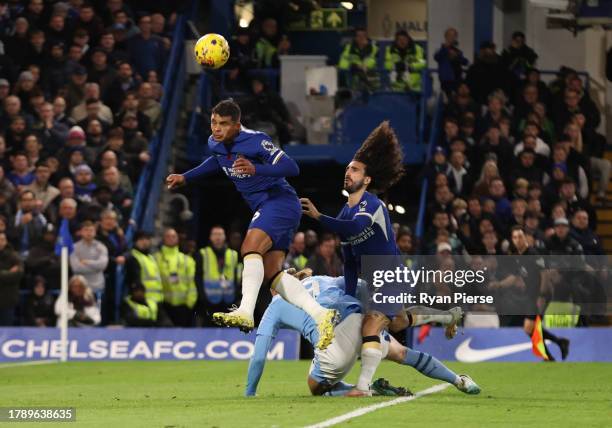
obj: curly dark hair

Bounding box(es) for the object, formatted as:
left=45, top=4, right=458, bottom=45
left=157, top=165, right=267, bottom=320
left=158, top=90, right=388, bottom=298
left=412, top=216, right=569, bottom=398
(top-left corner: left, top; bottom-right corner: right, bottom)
left=353, top=121, right=404, bottom=193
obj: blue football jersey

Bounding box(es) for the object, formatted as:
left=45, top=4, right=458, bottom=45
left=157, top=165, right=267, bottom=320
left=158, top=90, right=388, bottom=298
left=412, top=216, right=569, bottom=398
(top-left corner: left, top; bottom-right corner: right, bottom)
left=208, top=128, right=297, bottom=211
left=337, top=191, right=398, bottom=257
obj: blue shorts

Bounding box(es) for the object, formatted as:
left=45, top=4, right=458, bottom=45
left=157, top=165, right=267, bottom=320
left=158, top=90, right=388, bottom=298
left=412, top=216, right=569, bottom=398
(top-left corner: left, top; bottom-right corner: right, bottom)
left=249, top=192, right=301, bottom=251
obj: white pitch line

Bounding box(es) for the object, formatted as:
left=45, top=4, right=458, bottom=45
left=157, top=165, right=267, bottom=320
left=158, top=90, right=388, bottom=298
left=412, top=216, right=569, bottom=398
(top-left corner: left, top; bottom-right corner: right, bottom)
left=0, top=360, right=59, bottom=369
left=304, top=383, right=451, bottom=428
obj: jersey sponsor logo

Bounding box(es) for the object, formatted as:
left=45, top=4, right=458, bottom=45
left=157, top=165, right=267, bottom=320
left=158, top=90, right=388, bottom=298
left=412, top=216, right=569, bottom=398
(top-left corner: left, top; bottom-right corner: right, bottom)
left=454, top=337, right=535, bottom=362
left=261, top=140, right=278, bottom=155
left=222, top=166, right=251, bottom=179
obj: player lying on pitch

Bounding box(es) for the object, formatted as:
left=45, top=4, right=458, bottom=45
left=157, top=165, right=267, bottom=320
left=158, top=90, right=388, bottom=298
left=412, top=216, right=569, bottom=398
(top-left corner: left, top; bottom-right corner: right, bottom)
left=166, top=100, right=338, bottom=349
left=245, top=270, right=480, bottom=397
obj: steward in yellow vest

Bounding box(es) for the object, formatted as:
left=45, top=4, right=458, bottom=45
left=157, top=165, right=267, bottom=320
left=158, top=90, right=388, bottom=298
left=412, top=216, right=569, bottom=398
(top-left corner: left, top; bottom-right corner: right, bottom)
left=121, top=282, right=160, bottom=327
left=125, top=231, right=163, bottom=304
left=338, top=28, right=380, bottom=91
left=384, top=30, right=426, bottom=92
left=153, top=229, right=197, bottom=327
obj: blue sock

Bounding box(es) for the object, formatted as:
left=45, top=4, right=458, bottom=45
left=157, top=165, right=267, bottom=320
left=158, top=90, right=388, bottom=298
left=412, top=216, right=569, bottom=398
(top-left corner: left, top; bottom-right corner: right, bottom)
left=403, top=349, right=458, bottom=385
left=323, top=381, right=354, bottom=396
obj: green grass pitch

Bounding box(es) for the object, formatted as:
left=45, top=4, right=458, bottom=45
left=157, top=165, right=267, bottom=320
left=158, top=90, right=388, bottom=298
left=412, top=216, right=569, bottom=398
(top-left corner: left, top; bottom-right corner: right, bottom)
left=2, top=360, right=610, bottom=427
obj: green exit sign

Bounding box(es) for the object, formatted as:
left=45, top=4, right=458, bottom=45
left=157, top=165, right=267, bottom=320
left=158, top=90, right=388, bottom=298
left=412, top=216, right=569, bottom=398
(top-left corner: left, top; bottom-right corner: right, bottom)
left=288, top=8, right=348, bottom=31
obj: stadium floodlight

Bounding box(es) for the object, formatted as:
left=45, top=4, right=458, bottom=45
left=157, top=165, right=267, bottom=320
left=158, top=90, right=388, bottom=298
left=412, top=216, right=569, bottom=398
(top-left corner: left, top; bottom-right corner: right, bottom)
left=342, top=189, right=349, bottom=197
left=395, top=205, right=406, bottom=214
left=387, top=203, right=394, bottom=211
left=341, top=2, right=354, bottom=10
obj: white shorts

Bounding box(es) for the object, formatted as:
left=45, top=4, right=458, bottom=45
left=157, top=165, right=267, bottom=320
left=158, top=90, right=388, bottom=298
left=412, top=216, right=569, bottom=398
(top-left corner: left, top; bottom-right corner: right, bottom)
left=308, top=313, right=390, bottom=386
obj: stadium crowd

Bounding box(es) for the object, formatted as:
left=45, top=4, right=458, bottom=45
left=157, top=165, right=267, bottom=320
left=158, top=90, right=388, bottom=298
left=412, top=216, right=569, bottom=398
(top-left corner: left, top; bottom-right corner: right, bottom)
left=0, top=0, right=173, bottom=327
left=0, top=3, right=608, bottom=331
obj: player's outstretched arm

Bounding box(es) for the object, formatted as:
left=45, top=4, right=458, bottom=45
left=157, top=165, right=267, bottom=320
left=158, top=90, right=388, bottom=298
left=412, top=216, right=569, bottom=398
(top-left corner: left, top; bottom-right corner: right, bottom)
left=233, top=154, right=299, bottom=178
left=301, top=198, right=371, bottom=236
left=167, top=156, right=221, bottom=189
left=245, top=334, right=274, bottom=396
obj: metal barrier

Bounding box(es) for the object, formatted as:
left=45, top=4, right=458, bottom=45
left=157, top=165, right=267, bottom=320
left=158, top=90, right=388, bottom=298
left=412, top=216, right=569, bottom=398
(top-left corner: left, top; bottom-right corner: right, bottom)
left=414, top=94, right=444, bottom=241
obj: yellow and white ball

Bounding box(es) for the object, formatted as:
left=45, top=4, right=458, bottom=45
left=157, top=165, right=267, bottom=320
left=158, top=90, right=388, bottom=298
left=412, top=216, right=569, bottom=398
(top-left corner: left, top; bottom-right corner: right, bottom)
left=194, top=33, right=230, bottom=69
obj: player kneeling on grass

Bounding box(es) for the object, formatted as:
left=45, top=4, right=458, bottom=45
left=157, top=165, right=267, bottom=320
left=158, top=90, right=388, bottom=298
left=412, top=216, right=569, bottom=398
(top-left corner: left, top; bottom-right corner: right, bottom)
left=245, top=270, right=480, bottom=397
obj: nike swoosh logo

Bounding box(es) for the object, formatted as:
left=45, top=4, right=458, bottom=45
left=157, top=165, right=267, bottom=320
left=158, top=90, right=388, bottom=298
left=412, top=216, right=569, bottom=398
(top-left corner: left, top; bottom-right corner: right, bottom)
left=455, top=337, right=534, bottom=362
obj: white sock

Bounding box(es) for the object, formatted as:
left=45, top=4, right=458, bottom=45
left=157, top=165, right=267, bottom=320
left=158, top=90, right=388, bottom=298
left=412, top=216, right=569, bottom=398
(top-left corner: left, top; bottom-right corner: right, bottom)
left=406, top=306, right=453, bottom=326
left=357, top=345, right=383, bottom=391
left=237, top=253, right=264, bottom=316
left=273, top=272, right=327, bottom=323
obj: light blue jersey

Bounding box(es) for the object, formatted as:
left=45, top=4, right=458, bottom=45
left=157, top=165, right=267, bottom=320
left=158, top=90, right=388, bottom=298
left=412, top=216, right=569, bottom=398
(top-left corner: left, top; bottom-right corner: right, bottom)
left=245, top=276, right=362, bottom=396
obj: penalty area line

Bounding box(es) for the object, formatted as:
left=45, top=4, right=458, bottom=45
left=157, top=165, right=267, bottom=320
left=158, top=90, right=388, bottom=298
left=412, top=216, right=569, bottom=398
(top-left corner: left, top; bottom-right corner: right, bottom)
left=303, top=383, right=451, bottom=428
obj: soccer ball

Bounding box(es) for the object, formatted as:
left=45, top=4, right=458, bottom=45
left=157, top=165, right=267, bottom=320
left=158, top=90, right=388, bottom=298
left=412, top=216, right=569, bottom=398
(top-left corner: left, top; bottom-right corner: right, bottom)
left=194, top=33, right=230, bottom=69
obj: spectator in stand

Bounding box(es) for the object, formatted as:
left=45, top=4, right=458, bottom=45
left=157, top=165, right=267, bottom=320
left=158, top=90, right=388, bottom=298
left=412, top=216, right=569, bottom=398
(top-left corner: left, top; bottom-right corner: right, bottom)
left=70, top=220, right=108, bottom=293
left=14, top=70, right=38, bottom=111
left=501, top=31, right=538, bottom=78
left=46, top=12, right=69, bottom=46
left=98, top=30, right=129, bottom=66
left=65, top=65, right=89, bottom=111
left=434, top=27, right=468, bottom=98
left=71, top=82, right=113, bottom=124
left=73, top=164, right=96, bottom=203
left=127, top=14, right=166, bottom=78
left=226, top=27, right=256, bottom=93
left=25, top=29, right=46, bottom=69
left=102, top=166, right=132, bottom=216
left=284, top=231, right=308, bottom=271
left=12, top=189, right=46, bottom=257
left=422, top=146, right=449, bottom=183
left=0, top=231, right=22, bottom=325
left=0, top=96, right=27, bottom=135
left=513, top=131, right=550, bottom=158
left=22, top=275, right=55, bottom=326
left=446, top=83, right=479, bottom=119
left=254, top=17, right=290, bottom=69
left=479, top=125, right=513, bottom=172
left=446, top=150, right=472, bottom=198
left=74, top=2, right=105, bottom=45
left=55, top=274, right=101, bottom=327
left=556, top=178, right=596, bottom=229
left=546, top=217, right=583, bottom=256
left=489, top=177, right=512, bottom=223
left=119, top=114, right=149, bottom=179
left=553, top=86, right=600, bottom=135
left=105, top=61, right=139, bottom=112
left=114, top=91, right=151, bottom=138
left=567, top=115, right=610, bottom=202
left=465, top=41, right=513, bottom=104
left=88, top=48, right=117, bottom=96
left=241, top=75, right=293, bottom=146
left=473, top=159, right=500, bottom=198
left=96, top=208, right=126, bottom=321
left=571, top=210, right=603, bottom=256
left=477, top=91, right=511, bottom=138
left=439, top=116, right=460, bottom=149
left=338, top=27, right=379, bottom=91
left=154, top=228, right=197, bottom=327
left=25, top=222, right=60, bottom=288
left=25, top=160, right=59, bottom=211
left=384, top=30, right=426, bottom=92
left=306, top=233, right=343, bottom=277
left=53, top=96, right=75, bottom=127
left=514, top=83, right=540, bottom=123
left=32, top=101, right=69, bottom=154
left=396, top=226, right=414, bottom=261
left=138, top=83, right=161, bottom=130
left=5, top=17, right=30, bottom=68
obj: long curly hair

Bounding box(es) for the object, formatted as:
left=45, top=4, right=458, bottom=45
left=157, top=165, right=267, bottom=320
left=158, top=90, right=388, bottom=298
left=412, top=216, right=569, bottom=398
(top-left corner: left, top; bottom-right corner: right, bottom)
left=353, top=121, right=404, bottom=193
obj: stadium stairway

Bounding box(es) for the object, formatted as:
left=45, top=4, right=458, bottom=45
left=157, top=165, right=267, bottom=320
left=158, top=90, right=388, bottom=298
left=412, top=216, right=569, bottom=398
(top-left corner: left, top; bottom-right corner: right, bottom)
left=153, top=75, right=202, bottom=236
left=593, top=150, right=612, bottom=254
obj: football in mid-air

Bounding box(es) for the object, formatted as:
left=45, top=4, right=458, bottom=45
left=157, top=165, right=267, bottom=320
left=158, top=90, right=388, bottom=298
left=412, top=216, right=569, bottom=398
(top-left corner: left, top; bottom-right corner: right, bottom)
left=194, top=33, right=230, bottom=69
